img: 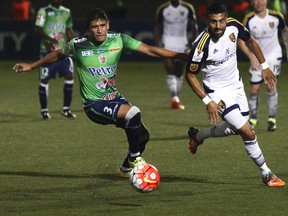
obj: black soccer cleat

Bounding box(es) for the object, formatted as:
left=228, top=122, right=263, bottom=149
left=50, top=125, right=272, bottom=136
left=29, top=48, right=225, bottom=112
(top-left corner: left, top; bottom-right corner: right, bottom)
left=40, top=111, right=51, bottom=120
left=61, top=109, right=76, bottom=119
left=267, top=118, right=276, bottom=132
left=187, top=127, right=202, bottom=154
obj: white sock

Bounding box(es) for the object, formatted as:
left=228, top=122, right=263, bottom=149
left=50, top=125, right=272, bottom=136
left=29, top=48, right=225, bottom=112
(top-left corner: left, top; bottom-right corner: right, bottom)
left=175, top=76, right=183, bottom=93
left=260, top=163, right=271, bottom=176
left=267, top=91, right=278, bottom=118
left=244, top=137, right=269, bottom=175
left=167, top=75, right=177, bottom=97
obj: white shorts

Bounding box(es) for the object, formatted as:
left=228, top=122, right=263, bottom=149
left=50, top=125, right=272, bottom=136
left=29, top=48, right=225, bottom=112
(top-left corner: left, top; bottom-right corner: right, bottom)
left=208, top=85, right=249, bottom=129
left=249, top=58, right=281, bottom=83
left=162, top=36, right=187, bottom=52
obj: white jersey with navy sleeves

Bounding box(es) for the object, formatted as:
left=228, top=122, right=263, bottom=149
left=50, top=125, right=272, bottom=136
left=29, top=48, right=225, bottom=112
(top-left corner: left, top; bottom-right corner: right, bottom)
left=155, top=0, right=196, bottom=51
left=243, top=9, right=286, bottom=60
left=187, top=18, right=251, bottom=91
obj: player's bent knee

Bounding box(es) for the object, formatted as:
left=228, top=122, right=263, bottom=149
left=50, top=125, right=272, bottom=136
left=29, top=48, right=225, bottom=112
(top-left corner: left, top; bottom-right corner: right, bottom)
left=125, top=106, right=141, bottom=128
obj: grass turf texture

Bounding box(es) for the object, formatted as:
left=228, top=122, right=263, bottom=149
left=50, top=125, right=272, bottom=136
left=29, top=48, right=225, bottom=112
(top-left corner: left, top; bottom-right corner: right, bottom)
left=1, top=61, right=287, bottom=216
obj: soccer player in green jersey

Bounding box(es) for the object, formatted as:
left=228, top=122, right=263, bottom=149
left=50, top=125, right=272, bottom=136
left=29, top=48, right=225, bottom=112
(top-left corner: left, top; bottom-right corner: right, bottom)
left=13, top=8, right=188, bottom=177
left=35, top=0, right=76, bottom=120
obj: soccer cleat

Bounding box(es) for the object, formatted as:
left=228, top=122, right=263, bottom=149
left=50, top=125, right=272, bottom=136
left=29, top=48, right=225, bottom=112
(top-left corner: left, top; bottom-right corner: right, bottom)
left=267, top=118, right=276, bottom=132
left=187, top=127, right=203, bottom=154
left=262, top=172, right=285, bottom=187
left=115, top=167, right=132, bottom=179
left=171, top=98, right=185, bottom=110
left=61, top=109, right=76, bottom=119
left=128, top=156, right=147, bottom=168
left=40, top=111, right=51, bottom=120
left=248, top=119, right=258, bottom=129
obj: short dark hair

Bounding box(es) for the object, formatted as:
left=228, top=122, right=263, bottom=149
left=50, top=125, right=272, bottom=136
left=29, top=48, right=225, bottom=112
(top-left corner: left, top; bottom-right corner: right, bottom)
left=85, top=8, right=109, bottom=27
left=207, top=1, right=227, bottom=16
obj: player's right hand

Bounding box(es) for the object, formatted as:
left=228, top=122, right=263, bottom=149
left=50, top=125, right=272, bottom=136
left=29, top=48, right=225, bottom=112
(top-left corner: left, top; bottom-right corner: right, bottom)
left=13, top=63, right=32, bottom=73
left=206, top=101, right=220, bottom=124
left=262, top=68, right=276, bottom=89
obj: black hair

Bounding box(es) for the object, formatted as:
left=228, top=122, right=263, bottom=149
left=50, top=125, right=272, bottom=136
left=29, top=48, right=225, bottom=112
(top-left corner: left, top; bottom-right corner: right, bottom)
left=85, top=8, right=109, bottom=27
left=207, top=1, right=227, bottom=16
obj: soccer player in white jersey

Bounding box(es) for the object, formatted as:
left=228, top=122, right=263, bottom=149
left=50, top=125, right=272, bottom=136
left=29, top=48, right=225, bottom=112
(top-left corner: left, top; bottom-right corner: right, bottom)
left=239, top=0, right=288, bottom=131
left=185, top=2, right=285, bottom=187
left=155, top=0, right=198, bottom=109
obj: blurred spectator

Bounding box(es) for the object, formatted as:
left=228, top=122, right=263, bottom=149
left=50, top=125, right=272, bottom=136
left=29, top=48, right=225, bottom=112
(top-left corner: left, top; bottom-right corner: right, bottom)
left=197, top=0, right=212, bottom=22
left=230, top=0, right=250, bottom=20
left=11, top=0, right=35, bottom=20
left=267, top=0, right=287, bottom=19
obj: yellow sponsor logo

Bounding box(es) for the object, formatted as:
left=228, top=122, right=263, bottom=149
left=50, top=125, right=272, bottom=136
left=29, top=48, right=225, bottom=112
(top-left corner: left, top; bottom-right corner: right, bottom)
left=109, top=47, right=121, bottom=52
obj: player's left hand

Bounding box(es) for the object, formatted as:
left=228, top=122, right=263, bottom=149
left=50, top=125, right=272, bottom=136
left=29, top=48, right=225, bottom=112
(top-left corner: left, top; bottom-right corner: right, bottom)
left=262, top=68, right=276, bottom=89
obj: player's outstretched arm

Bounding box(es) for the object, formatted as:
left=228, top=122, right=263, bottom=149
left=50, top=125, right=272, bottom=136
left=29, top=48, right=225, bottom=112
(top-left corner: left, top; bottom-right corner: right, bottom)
left=136, top=43, right=188, bottom=61
left=13, top=50, right=67, bottom=73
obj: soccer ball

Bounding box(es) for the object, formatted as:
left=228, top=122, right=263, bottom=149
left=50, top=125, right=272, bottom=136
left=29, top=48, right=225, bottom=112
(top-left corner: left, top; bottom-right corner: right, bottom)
left=130, top=163, right=160, bottom=193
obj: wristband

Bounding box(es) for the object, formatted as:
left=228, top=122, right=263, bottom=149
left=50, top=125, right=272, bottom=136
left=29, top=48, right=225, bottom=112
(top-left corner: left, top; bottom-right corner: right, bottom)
left=260, top=61, right=269, bottom=70
left=202, top=95, right=212, bottom=105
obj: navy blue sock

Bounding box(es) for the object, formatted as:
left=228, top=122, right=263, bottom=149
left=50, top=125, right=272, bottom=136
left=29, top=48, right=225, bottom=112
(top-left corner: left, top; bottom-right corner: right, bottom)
left=39, top=83, right=48, bottom=110
left=63, top=82, right=73, bottom=108
left=125, top=112, right=141, bottom=162
left=122, top=122, right=149, bottom=168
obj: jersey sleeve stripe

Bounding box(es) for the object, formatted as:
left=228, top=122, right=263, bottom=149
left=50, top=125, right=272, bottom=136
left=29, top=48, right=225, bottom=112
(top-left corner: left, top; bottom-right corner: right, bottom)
left=227, top=17, right=243, bottom=25
left=196, top=32, right=209, bottom=51
left=242, top=12, right=255, bottom=26
left=181, top=1, right=196, bottom=14
left=268, top=9, right=285, bottom=20
left=155, top=2, right=169, bottom=17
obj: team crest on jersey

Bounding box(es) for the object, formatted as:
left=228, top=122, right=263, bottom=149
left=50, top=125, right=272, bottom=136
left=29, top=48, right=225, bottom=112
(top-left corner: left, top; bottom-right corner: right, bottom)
left=218, top=100, right=226, bottom=109
left=180, top=11, right=185, bottom=16
left=189, top=63, right=198, bottom=72
left=99, top=55, right=107, bottom=64
left=81, top=51, right=93, bottom=56
left=57, top=15, right=62, bottom=22
left=192, top=48, right=204, bottom=62
left=269, top=22, right=275, bottom=29
left=229, top=33, right=236, bottom=42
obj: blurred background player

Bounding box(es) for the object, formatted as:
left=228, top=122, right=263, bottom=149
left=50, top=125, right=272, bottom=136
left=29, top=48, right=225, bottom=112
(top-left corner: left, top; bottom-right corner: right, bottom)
left=155, top=0, right=198, bottom=110
left=35, top=0, right=76, bottom=119
left=239, top=0, right=288, bottom=131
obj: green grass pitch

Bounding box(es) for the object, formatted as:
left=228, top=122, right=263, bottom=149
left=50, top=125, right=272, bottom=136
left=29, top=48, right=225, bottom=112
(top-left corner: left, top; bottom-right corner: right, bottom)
left=1, top=61, right=287, bottom=216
